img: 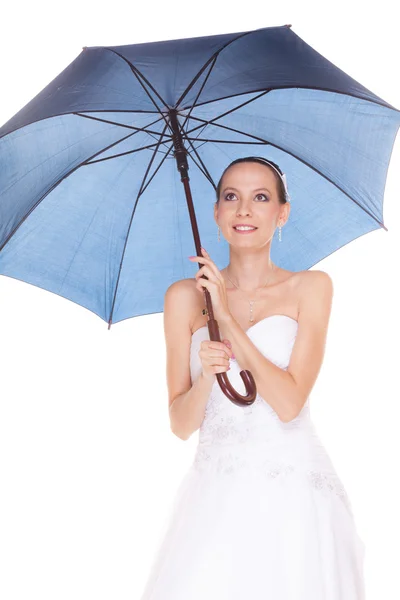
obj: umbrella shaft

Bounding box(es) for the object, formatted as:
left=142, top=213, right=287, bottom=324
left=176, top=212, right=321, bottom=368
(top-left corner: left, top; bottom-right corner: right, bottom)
left=169, top=110, right=216, bottom=328
left=169, top=109, right=189, bottom=179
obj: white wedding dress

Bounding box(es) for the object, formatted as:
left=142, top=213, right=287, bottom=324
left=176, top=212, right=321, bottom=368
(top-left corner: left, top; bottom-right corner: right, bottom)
left=139, top=314, right=366, bottom=599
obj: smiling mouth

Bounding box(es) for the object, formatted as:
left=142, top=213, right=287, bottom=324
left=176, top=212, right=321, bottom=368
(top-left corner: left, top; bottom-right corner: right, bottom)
left=233, top=226, right=258, bottom=232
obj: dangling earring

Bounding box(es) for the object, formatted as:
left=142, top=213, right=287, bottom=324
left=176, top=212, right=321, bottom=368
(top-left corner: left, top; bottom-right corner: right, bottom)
left=217, top=225, right=220, bottom=242
left=278, top=223, right=282, bottom=242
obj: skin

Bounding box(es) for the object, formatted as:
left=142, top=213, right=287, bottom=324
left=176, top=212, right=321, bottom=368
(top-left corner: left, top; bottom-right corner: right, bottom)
left=213, top=160, right=291, bottom=294
left=164, top=160, right=333, bottom=426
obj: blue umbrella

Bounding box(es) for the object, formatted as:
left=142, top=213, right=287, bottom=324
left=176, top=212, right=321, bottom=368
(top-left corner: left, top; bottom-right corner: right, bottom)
left=0, top=25, right=399, bottom=404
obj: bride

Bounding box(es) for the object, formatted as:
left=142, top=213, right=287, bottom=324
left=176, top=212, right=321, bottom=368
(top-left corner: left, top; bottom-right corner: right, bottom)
left=140, top=156, right=366, bottom=600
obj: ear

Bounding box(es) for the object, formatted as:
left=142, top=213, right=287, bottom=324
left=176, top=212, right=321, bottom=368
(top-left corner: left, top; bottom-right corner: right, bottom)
left=281, top=202, right=290, bottom=225
left=214, top=202, right=219, bottom=224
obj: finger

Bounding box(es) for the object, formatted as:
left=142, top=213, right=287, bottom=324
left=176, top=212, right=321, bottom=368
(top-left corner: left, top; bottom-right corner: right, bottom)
left=199, top=346, right=230, bottom=363
left=189, top=252, right=224, bottom=282
left=207, top=364, right=230, bottom=374
left=189, top=247, right=210, bottom=262
left=222, top=339, right=234, bottom=358
left=195, top=277, right=211, bottom=292
left=195, top=264, right=218, bottom=282
left=195, top=278, right=207, bottom=293
left=189, top=255, right=209, bottom=264
left=201, top=341, right=228, bottom=352
left=203, top=356, right=230, bottom=369
left=195, top=277, right=219, bottom=296
left=193, top=262, right=215, bottom=284
left=201, top=341, right=233, bottom=358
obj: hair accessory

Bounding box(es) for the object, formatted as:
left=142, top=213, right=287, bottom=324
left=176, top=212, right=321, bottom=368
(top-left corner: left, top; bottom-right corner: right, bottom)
left=254, top=157, right=291, bottom=202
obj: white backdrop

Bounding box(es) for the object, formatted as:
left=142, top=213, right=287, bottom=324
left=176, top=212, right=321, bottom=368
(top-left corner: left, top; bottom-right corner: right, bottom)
left=0, top=2, right=399, bottom=599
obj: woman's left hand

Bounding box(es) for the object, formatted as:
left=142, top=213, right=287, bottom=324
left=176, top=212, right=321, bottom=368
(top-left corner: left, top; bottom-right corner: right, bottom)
left=189, top=247, right=232, bottom=325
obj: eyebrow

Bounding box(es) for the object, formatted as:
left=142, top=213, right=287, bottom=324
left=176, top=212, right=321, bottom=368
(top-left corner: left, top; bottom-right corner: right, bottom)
left=221, top=186, right=271, bottom=194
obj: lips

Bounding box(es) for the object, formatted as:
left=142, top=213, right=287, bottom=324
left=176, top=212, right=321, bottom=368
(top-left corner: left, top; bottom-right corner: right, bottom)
left=233, top=226, right=258, bottom=230
left=233, top=225, right=258, bottom=235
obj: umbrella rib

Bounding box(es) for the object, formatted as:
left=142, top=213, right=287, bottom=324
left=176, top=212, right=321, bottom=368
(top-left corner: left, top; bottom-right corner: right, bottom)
left=185, top=137, right=266, bottom=144
left=103, top=48, right=170, bottom=121
left=180, top=56, right=218, bottom=132
left=88, top=138, right=173, bottom=164
left=183, top=120, right=208, bottom=146
left=182, top=85, right=400, bottom=113
left=0, top=110, right=163, bottom=143
left=84, top=140, right=172, bottom=166
left=185, top=90, right=271, bottom=135
left=176, top=28, right=265, bottom=107
left=177, top=117, right=215, bottom=185
left=75, top=112, right=168, bottom=138
left=185, top=118, right=387, bottom=230
left=107, top=124, right=170, bottom=328
left=187, top=140, right=209, bottom=152
left=187, top=114, right=273, bottom=141
left=181, top=91, right=270, bottom=150
left=0, top=129, right=157, bottom=253
left=76, top=111, right=172, bottom=152
left=141, top=144, right=174, bottom=195
left=70, top=109, right=160, bottom=114
left=180, top=128, right=216, bottom=188
left=186, top=150, right=215, bottom=187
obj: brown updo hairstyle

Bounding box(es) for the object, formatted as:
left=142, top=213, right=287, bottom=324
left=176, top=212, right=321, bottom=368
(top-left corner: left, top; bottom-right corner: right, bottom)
left=215, top=156, right=288, bottom=205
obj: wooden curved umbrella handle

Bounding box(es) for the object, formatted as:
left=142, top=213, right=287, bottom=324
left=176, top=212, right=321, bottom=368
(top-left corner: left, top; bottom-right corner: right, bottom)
left=216, top=363, right=257, bottom=407
left=204, top=292, right=257, bottom=407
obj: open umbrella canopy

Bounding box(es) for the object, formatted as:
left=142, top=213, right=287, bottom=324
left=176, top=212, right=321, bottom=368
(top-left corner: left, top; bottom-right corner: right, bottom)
left=0, top=24, right=399, bottom=327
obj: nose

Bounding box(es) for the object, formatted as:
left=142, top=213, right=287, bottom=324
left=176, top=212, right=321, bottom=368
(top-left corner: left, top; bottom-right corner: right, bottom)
left=236, top=203, right=252, bottom=216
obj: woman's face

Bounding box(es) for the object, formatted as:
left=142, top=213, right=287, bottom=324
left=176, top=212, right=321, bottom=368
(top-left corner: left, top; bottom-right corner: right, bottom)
left=214, top=161, right=288, bottom=245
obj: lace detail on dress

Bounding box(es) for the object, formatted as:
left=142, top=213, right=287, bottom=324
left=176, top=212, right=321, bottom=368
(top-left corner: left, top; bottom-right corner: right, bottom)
left=307, top=470, right=353, bottom=515
left=201, top=413, right=253, bottom=444
left=193, top=446, right=247, bottom=475
left=193, top=449, right=352, bottom=514
left=193, top=446, right=295, bottom=478
left=199, top=391, right=270, bottom=445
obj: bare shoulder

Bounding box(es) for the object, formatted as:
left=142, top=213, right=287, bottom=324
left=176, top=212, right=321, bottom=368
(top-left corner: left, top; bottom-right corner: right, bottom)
left=297, top=269, right=334, bottom=326
left=298, top=269, right=333, bottom=289
left=163, top=277, right=198, bottom=328
left=164, top=277, right=196, bottom=299
left=282, top=268, right=333, bottom=290
left=296, top=269, right=332, bottom=285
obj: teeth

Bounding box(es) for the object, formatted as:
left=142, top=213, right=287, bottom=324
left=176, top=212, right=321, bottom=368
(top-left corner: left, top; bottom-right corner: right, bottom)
left=235, top=226, right=256, bottom=231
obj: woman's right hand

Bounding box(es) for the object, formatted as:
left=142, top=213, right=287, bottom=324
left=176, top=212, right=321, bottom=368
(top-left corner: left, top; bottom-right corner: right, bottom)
left=199, top=338, right=234, bottom=381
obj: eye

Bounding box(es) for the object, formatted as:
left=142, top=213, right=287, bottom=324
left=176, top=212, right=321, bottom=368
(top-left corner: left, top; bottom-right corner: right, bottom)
left=255, top=193, right=269, bottom=201
left=224, top=192, right=236, bottom=201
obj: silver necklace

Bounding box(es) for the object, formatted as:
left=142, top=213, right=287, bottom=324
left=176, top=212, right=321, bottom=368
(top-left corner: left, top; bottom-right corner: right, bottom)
left=226, top=264, right=276, bottom=323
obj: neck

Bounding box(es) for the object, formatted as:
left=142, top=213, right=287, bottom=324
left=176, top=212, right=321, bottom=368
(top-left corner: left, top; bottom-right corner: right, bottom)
left=225, top=249, right=276, bottom=292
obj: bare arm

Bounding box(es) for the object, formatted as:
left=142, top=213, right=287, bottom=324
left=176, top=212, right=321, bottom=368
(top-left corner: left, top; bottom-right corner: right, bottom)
left=164, top=280, right=214, bottom=440
left=169, top=374, right=215, bottom=440
left=219, top=270, right=333, bottom=422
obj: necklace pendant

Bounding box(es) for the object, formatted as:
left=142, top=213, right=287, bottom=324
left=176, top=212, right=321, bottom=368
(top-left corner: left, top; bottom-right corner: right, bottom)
left=249, top=300, right=255, bottom=322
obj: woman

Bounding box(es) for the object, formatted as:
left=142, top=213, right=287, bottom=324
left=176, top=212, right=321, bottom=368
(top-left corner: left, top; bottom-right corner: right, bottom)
left=140, top=157, right=366, bottom=599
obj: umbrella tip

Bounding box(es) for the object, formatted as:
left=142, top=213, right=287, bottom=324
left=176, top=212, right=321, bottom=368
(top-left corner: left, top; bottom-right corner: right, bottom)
left=82, top=46, right=88, bottom=51
left=285, top=24, right=292, bottom=28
